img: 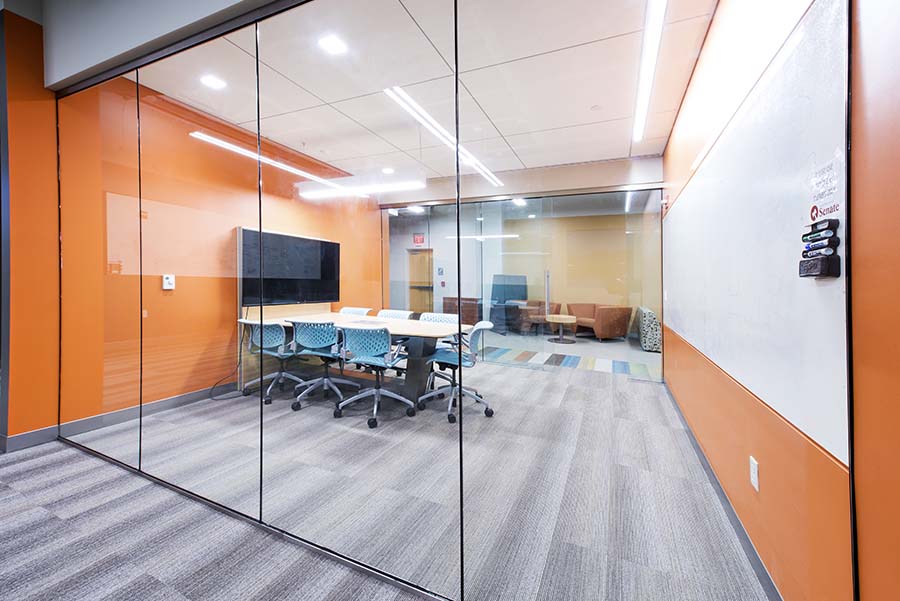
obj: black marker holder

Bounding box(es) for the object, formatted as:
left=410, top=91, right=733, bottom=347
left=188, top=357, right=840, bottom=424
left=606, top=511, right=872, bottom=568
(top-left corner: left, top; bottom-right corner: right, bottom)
left=799, top=218, right=840, bottom=278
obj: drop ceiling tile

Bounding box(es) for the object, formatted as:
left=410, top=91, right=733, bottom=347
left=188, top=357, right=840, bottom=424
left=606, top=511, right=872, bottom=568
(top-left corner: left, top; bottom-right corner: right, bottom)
left=138, top=35, right=320, bottom=124
left=403, top=0, right=646, bottom=72
left=505, top=119, right=633, bottom=168
left=330, top=151, right=440, bottom=178
left=631, top=136, right=668, bottom=157
left=460, top=33, right=642, bottom=136
left=649, top=16, right=712, bottom=114
left=333, top=76, right=501, bottom=152
left=666, top=0, right=718, bottom=23
left=259, top=105, right=396, bottom=163
left=644, top=110, right=677, bottom=140
left=410, top=137, right=522, bottom=178
left=244, top=0, right=451, bottom=103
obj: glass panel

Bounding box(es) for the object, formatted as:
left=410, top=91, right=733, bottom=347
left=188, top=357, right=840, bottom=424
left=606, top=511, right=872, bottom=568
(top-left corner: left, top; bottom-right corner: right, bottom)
left=136, top=25, right=262, bottom=516
left=58, top=75, right=141, bottom=466
left=256, top=0, right=460, bottom=596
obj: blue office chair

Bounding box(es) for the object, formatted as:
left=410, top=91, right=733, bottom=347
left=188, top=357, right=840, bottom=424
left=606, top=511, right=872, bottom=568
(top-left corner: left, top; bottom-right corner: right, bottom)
left=334, top=327, right=416, bottom=429
left=420, top=312, right=460, bottom=389
left=339, top=307, right=372, bottom=316
left=376, top=309, right=414, bottom=320
left=239, top=320, right=306, bottom=404
left=288, top=321, right=361, bottom=411
left=417, top=321, right=495, bottom=423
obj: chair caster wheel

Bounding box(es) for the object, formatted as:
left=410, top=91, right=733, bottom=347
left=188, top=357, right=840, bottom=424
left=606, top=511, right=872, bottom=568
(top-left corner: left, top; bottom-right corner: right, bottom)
left=333, top=408, right=343, bottom=418
left=242, top=388, right=251, bottom=396
left=448, top=413, right=456, bottom=424
left=484, top=408, right=494, bottom=417
left=367, top=418, right=378, bottom=429
left=406, top=407, right=416, bottom=417
left=436, top=393, right=446, bottom=400
left=416, top=401, right=426, bottom=410
left=264, top=397, right=272, bottom=405
left=291, top=401, right=302, bottom=411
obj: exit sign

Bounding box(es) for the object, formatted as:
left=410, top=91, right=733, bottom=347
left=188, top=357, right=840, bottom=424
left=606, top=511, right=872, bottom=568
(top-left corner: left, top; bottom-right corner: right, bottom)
left=413, top=233, right=425, bottom=247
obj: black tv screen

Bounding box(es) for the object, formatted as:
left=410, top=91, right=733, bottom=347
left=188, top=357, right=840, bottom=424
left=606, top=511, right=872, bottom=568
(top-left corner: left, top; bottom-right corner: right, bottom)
left=241, top=228, right=340, bottom=306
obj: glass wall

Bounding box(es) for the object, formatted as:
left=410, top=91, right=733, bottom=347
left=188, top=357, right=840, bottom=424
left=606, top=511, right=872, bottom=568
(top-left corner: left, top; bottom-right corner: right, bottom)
left=57, top=2, right=665, bottom=601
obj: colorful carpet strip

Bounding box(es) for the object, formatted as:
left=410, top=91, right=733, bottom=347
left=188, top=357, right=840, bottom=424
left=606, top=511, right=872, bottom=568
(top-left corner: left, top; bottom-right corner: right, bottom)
left=480, top=346, right=662, bottom=382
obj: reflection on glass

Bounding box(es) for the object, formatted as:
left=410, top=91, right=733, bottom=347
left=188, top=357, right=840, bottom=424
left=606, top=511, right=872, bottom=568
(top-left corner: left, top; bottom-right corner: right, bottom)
left=135, top=25, right=261, bottom=517
left=58, top=75, right=141, bottom=467
left=255, top=1, right=461, bottom=598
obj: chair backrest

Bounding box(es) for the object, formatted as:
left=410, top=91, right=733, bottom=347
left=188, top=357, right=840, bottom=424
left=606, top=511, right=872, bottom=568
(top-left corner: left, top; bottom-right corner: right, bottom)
left=339, top=307, right=371, bottom=316
left=377, top=309, right=413, bottom=320
left=567, top=303, right=596, bottom=319
left=342, top=327, right=391, bottom=360
left=466, top=320, right=494, bottom=355
left=420, top=312, right=458, bottom=324
left=292, top=321, right=338, bottom=350
left=249, top=323, right=287, bottom=351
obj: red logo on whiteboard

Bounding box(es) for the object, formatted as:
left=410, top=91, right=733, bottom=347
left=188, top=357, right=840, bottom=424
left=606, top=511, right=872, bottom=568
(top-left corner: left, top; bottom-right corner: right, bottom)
left=810, top=205, right=819, bottom=221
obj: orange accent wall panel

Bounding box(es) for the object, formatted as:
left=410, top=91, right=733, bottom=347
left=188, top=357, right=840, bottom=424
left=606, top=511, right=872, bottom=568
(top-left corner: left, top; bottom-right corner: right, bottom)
left=850, top=1, right=900, bottom=597
left=3, top=12, right=60, bottom=436
left=662, top=0, right=813, bottom=211
left=664, top=327, right=852, bottom=601
left=58, top=75, right=384, bottom=426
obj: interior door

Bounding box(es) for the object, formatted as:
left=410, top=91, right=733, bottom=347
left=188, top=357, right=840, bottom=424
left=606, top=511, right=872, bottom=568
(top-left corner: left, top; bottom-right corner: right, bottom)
left=408, top=248, right=434, bottom=313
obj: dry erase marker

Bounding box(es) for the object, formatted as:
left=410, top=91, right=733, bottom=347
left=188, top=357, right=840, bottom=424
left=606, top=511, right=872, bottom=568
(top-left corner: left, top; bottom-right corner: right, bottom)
left=803, top=247, right=835, bottom=258
left=802, top=229, right=835, bottom=243
left=805, top=237, right=840, bottom=251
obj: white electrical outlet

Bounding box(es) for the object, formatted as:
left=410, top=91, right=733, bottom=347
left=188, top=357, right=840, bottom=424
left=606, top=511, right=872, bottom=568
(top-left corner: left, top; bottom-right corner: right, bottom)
left=749, top=456, right=759, bottom=492
left=162, top=274, right=176, bottom=290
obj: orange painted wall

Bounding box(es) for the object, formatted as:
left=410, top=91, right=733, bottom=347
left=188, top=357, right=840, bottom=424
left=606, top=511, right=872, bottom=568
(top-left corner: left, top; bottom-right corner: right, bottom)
left=849, top=1, right=900, bottom=598
left=661, top=1, right=854, bottom=600
left=3, top=12, right=60, bottom=436
left=58, top=76, right=383, bottom=425
left=665, top=329, right=852, bottom=601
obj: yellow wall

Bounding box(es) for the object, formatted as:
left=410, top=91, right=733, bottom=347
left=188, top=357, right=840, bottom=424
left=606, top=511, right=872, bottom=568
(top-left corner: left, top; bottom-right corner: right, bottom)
left=501, top=214, right=660, bottom=314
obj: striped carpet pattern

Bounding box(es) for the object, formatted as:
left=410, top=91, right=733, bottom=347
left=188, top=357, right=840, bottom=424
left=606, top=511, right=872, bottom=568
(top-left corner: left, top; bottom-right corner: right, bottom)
left=0, top=443, right=423, bottom=601
left=480, top=346, right=662, bottom=381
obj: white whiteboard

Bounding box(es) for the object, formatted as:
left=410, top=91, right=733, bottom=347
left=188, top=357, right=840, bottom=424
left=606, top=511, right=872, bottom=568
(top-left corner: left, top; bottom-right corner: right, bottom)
left=663, top=0, right=849, bottom=463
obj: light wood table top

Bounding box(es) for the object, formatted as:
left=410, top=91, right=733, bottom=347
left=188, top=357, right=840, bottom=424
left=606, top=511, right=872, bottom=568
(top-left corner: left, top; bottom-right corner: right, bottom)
left=241, top=312, right=469, bottom=340
left=545, top=314, right=577, bottom=324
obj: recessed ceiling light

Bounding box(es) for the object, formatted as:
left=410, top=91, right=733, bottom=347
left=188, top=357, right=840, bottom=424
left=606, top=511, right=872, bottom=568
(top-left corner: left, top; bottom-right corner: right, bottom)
left=512, top=198, right=527, bottom=206
left=382, top=167, right=395, bottom=175
left=528, top=214, right=536, bottom=219
left=632, top=0, right=668, bottom=142
left=318, top=34, right=348, bottom=55
left=200, top=74, right=227, bottom=90
left=407, top=206, right=425, bottom=214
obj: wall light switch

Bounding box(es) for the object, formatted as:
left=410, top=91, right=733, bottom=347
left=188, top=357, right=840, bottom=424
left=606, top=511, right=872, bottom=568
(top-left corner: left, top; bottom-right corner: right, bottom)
left=749, top=456, right=759, bottom=492
left=162, top=274, right=176, bottom=290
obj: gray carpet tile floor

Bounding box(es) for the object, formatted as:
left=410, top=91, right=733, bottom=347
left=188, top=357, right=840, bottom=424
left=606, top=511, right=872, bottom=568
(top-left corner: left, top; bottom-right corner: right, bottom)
left=24, top=360, right=778, bottom=601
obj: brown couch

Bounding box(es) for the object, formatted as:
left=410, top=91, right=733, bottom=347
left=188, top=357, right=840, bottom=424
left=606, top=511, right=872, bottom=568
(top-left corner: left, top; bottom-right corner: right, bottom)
left=566, top=303, right=633, bottom=340
left=514, top=300, right=562, bottom=334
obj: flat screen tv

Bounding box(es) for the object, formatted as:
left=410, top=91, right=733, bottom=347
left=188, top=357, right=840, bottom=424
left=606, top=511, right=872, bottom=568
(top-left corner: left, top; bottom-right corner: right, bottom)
left=240, top=228, right=340, bottom=306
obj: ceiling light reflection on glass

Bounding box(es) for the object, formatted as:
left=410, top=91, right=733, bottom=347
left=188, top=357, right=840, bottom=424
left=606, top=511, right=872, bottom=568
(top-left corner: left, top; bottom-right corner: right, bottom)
left=407, top=205, right=425, bottom=214
left=383, top=86, right=503, bottom=187
left=512, top=198, right=527, bottom=207
left=382, top=167, right=395, bottom=175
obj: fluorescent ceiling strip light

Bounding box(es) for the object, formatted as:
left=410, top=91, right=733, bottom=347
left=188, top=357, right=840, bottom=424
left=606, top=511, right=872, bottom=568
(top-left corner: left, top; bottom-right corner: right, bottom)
left=384, top=86, right=503, bottom=187
left=632, top=0, right=668, bottom=142
left=625, top=191, right=633, bottom=213
left=188, top=131, right=360, bottom=196
left=300, top=180, right=425, bottom=200
left=446, top=234, right=519, bottom=240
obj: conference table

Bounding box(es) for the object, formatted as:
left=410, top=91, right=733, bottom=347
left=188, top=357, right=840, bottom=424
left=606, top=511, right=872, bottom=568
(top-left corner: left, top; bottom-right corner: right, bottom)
left=254, top=312, right=471, bottom=402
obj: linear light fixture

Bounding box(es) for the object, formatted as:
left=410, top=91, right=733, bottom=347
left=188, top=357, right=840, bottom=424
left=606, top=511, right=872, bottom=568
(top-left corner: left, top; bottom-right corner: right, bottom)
left=189, top=131, right=356, bottom=194
left=300, top=180, right=425, bottom=200
left=446, top=234, right=519, bottom=241
left=625, top=191, right=633, bottom=213
left=632, top=0, right=668, bottom=142
left=383, top=86, right=503, bottom=187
